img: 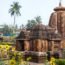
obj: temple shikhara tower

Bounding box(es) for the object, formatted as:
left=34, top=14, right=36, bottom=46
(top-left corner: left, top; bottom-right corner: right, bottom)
left=16, top=1, right=65, bottom=63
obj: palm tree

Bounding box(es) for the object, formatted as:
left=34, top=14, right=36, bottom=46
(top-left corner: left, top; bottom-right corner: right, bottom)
left=9, top=2, right=21, bottom=26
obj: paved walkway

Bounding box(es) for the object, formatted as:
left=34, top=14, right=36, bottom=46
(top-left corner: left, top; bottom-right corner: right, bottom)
left=28, top=62, right=45, bottom=65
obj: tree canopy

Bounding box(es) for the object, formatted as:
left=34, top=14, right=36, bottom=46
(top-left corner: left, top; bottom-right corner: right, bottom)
left=26, top=16, right=42, bottom=29
left=2, top=24, right=13, bottom=35
left=9, top=2, right=21, bottom=25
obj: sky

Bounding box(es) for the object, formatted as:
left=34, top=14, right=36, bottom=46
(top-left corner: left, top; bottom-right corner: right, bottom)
left=0, top=0, right=65, bottom=27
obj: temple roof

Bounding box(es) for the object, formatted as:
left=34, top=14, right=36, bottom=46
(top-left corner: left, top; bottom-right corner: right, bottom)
left=54, top=0, right=65, bottom=11
left=30, top=24, right=47, bottom=39
left=16, top=30, right=30, bottom=40
left=32, top=23, right=46, bottom=30
left=49, top=3, right=65, bottom=37
left=16, top=23, right=62, bottom=40
left=54, top=6, right=65, bottom=11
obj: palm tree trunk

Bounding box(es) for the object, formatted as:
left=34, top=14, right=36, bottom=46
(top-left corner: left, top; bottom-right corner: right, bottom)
left=13, top=14, right=16, bottom=33
left=14, top=14, right=16, bottom=26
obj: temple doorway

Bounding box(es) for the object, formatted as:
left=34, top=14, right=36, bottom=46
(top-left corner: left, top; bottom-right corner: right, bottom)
left=18, top=40, right=24, bottom=51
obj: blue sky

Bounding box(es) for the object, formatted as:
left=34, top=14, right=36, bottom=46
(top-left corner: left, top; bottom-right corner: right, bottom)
left=0, top=0, right=65, bottom=27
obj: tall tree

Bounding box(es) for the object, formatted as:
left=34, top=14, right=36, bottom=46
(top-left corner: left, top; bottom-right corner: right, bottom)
left=26, top=16, right=42, bottom=29
left=26, top=20, right=36, bottom=29
left=3, top=24, right=13, bottom=35
left=35, top=16, right=42, bottom=24
left=9, top=2, right=21, bottom=26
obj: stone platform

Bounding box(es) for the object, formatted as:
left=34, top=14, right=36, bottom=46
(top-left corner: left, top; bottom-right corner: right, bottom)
left=24, top=51, right=47, bottom=63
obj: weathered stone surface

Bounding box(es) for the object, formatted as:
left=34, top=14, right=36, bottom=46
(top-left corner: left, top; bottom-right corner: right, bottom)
left=49, top=5, right=65, bottom=37
left=24, top=40, right=30, bottom=51
left=16, top=3, right=65, bottom=63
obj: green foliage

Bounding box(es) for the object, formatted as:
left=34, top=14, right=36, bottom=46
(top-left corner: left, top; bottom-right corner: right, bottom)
left=27, top=57, right=31, bottom=61
left=2, top=24, right=13, bottom=35
left=8, top=51, right=24, bottom=65
left=35, top=16, right=42, bottom=23
left=0, top=42, right=11, bottom=45
left=26, top=16, right=42, bottom=29
left=26, top=20, right=36, bottom=29
left=9, top=2, right=21, bottom=16
left=0, top=61, right=4, bottom=65
left=55, top=59, right=65, bottom=65
left=9, top=2, right=21, bottom=26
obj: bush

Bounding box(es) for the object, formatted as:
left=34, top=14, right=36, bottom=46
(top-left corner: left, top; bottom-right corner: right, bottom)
left=55, top=59, right=65, bottom=65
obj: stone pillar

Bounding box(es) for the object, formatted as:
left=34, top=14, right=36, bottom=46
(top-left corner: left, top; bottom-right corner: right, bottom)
left=24, top=40, right=30, bottom=51
left=51, top=41, right=54, bottom=52
left=41, top=40, right=45, bottom=52
left=60, top=41, right=63, bottom=49
left=33, top=40, right=37, bottom=51
left=45, top=40, right=48, bottom=52
left=41, top=40, right=48, bottom=52
left=43, top=40, right=48, bottom=52
left=61, top=40, right=65, bottom=49
left=36, top=39, right=42, bottom=52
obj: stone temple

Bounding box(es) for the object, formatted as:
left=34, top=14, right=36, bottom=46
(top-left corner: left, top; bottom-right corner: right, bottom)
left=16, top=2, right=65, bottom=62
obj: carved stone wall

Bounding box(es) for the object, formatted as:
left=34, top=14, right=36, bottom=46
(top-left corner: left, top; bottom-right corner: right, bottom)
left=61, top=40, right=65, bottom=49
left=24, top=40, right=30, bottom=51
left=41, top=40, right=48, bottom=52
left=32, top=39, right=48, bottom=52
left=36, top=39, right=42, bottom=52
left=49, top=6, right=65, bottom=37
left=48, top=40, right=61, bottom=52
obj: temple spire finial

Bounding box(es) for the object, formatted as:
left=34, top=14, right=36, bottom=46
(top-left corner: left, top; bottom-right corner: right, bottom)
left=59, top=0, right=62, bottom=6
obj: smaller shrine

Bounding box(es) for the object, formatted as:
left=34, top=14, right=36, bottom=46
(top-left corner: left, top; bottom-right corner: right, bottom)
left=16, top=24, right=62, bottom=63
